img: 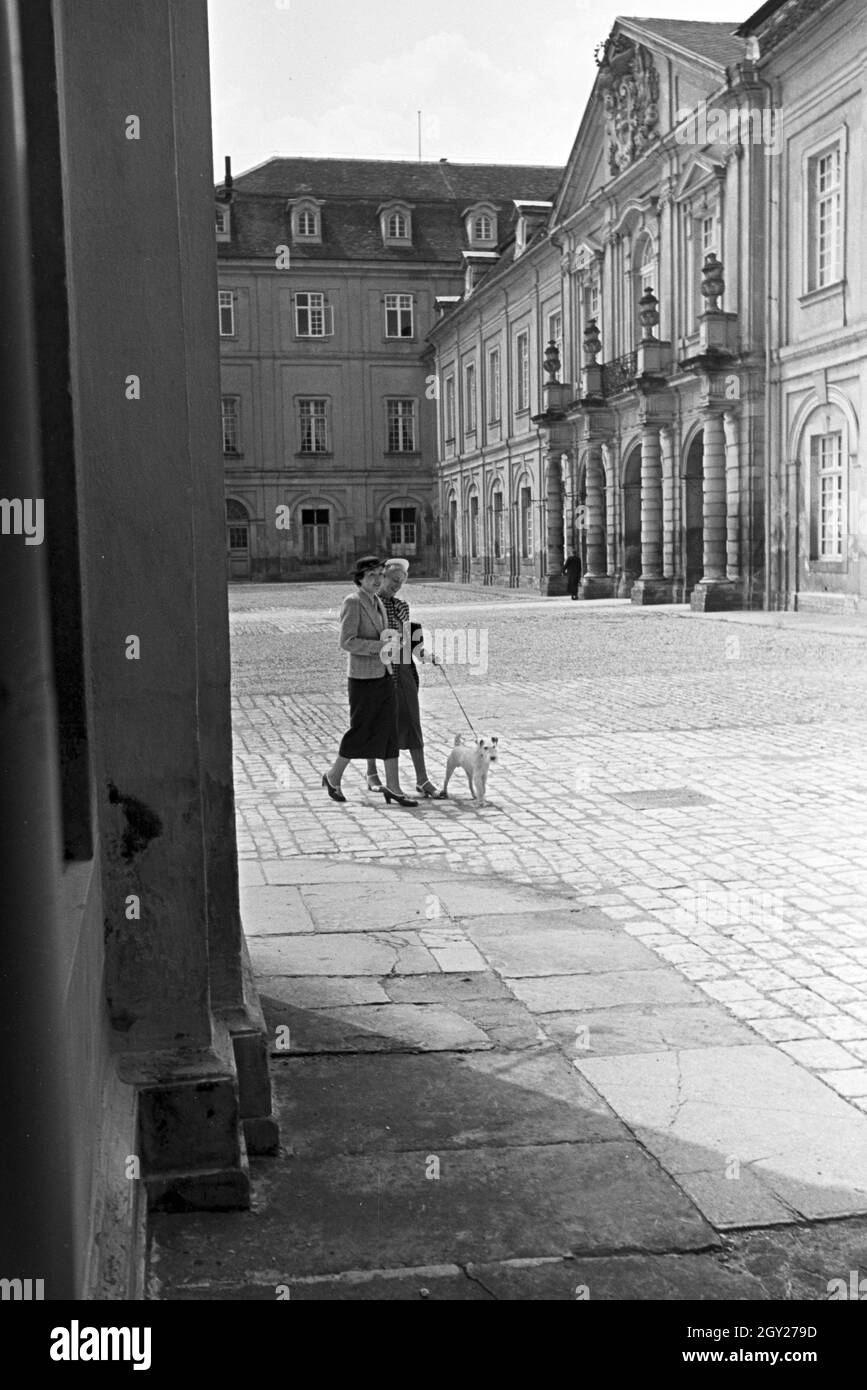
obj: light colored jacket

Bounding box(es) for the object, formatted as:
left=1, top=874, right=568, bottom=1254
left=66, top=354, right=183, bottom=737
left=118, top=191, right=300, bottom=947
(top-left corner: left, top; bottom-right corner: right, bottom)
left=338, top=589, right=390, bottom=679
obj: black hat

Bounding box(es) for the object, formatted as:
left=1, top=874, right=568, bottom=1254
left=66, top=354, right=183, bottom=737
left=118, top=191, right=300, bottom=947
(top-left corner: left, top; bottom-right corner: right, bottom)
left=351, top=554, right=384, bottom=584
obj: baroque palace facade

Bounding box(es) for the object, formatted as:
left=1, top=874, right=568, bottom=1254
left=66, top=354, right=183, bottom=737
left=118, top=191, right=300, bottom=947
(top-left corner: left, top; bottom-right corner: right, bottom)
left=215, top=158, right=560, bottom=580
left=429, top=0, right=866, bottom=611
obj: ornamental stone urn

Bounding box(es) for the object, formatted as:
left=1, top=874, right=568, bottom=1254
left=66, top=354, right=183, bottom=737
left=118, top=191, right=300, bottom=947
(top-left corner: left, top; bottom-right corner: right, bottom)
left=543, top=339, right=561, bottom=383
left=583, top=317, right=602, bottom=365
left=701, top=253, right=725, bottom=310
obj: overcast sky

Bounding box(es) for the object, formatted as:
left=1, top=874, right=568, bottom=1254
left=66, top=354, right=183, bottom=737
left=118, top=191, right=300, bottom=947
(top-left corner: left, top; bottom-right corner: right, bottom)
left=207, top=0, right=751, bottom=179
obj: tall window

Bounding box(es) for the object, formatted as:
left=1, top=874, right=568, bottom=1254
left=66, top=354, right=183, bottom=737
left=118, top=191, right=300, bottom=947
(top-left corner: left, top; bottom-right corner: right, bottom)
left=809, top=145, right=842, bottom=290
left=813, top=433, right=843, bottom=558
left=221, top=396, right=240, bottom=453
left=585, top=278, right=600, bottom=322
left=701, top=213, right=718, bottom=258
left=448, top=496, right=458, bottom=558
left=301, top=507, right=330, bottom=558
left=226, top=499, right=249, bottom=553
left=465, top=363, right=477, bottom=434
left=492, top=487, right=504, bottom=558
left=474, top=214, right=493, bottom=241
left=218, top=290, right=234, bottom=337
left=547, top=310, right=562, bottom=355
left=385, top=293, right=413, bottom=338
left=297, top=208, right=318, bottom=237
left=520, top=485, right=533, bottom=558
left=215, top=205, right=230, bottom=237
left=444, top=375, right=456, bottom=440
left=469, top=494, right=480, bottom=558
left=488, top=348, right=501, bottom=422
left=387, top=211, right=408, bottom=239
left=516, top=331, right=530, bottom=412
left=299, top=398, right=328, bottom=453
left=387, top=399, right=415, bottom=452
left=389, top=506, right=417, bottom=556
left=295, top=291, right=333, bottom=337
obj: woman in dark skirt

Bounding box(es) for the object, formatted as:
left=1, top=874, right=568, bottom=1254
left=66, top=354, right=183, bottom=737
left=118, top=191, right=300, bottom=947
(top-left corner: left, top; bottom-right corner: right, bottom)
left=322, top=556, right=418, bottom=807
left=366, top=558, right=445, bottom=798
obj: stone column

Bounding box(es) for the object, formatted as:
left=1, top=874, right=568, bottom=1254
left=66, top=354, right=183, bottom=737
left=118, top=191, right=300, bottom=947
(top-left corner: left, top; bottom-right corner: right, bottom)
left=580, top=442, right=614, bottom=597
left=631, top=422, right=671, bottom=603
left=603, top=442, right=617, bottom=578
left=724, top=408, right=741, bottom=581
left=702, top=410, right=727, bottom=580
left=544, top=451, right=568, bottom=595
left=691, top=408, right=739, bottom=610
left=661, top=425, right=675, bottom=580
left=585, top=444, right=606, bottom=576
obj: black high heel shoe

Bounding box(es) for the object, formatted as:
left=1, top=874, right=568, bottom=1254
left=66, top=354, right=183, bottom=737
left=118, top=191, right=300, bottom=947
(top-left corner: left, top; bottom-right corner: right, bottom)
left=322, top=773, right=346, bottom=803
left=383, top=788, right=418, bottom=807
left=416, top=780, right=447, bottom=799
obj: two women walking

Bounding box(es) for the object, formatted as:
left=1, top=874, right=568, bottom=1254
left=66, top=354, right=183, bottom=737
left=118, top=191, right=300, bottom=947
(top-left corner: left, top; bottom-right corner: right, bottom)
left=322, top=555, right=442, bottom=808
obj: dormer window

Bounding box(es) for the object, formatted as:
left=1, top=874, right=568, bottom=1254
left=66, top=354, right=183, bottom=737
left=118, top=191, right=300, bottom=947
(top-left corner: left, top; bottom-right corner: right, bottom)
left=513, top=200, right=553, bottom=258
left=287, top=198, right=324, bottom=245
left=215, top=204, right=231, bottom=241
left=464, top=203, right=498, bottom=248
left=379, top=201, right=413, bottom=247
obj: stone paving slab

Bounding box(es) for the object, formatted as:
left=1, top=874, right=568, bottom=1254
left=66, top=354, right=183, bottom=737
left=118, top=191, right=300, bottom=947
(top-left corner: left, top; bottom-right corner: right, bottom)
left=248, top=931, right=438, bottom=977
left=422, top=880, right=581, bottom=917
left=538, top=1003, right=760, bottom=1057
left=156, top=1268, right=494, bottom=1300
left=299, top=881, right=445, bottom=932
left=239, top=885, right=316, bottom=935
left=508, top=969, right=707, bottom=1014
left=465, top=920, right=662, bottom=977
left=576, top=1044, right=867, bottom=1226
left=259, top=1000, right=492, bottom=1054
left=147, top=1142, right=718, bottom=1280
left=259, top=976, right=391, bottom=1009
left=270, top=1049, right=625, bottom=1155
left=261, top=859, right=402, bottom=885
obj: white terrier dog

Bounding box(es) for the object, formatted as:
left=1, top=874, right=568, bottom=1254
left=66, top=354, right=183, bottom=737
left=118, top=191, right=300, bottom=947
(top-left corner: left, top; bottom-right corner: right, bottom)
left=442, top=734, right=499, bottom=806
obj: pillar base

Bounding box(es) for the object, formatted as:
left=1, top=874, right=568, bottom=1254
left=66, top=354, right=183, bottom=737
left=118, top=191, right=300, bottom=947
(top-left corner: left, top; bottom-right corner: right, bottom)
left=119, top=1022, right=253, bottom=1213
left=544, top=573, right=569, bottom=596
left=579, top=575, right=615, bottom=599
left=616, top=573, right=638, bottom=598
left=630, top=577, right=674, bottom=606
left=690, top=578, right=744, bottom=612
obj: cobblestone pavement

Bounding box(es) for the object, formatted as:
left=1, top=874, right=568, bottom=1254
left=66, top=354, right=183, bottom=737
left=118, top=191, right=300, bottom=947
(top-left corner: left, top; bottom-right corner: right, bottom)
left=229, top=582, right=867, bottom=1115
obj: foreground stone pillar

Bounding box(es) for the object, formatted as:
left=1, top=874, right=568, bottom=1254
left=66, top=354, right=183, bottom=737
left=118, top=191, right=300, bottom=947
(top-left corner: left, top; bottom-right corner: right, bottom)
left=691, top=409, right=740, bottom=609
left=55, top=0, right=275, bottom=1207
left=631, top=422, right=672, bottom=604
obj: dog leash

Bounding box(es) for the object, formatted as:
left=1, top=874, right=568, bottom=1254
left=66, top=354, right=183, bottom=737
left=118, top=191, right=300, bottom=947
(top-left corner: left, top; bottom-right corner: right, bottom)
left=434, top=659, right=478, bottom=740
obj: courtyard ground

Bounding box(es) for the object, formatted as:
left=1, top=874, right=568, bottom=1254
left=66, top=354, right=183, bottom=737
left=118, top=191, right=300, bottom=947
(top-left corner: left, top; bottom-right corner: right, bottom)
left=148, top=584, right=867, bottom=1300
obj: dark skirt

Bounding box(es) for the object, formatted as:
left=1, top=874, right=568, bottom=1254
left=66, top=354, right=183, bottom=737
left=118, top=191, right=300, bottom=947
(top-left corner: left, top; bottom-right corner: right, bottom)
left=394, top=665, right=424, bottom=750
left=339, top=675, right=399, bottom=759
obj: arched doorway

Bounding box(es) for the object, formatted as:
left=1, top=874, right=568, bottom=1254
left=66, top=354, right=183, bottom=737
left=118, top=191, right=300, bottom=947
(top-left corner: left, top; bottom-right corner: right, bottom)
left=620, top=445, right=641, bottom=595
left=226, top=497, right=251, bottom=579
left=684, top=432, right=704, bottom=597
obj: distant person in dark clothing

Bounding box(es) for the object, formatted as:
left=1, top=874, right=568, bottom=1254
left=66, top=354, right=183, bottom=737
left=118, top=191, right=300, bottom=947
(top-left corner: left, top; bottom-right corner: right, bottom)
left=563, top=551, right=582, bottom=599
